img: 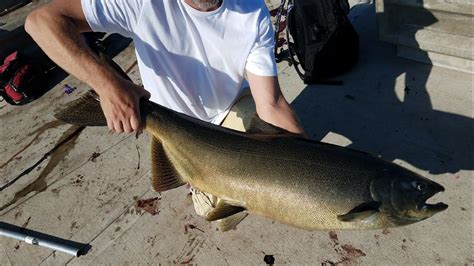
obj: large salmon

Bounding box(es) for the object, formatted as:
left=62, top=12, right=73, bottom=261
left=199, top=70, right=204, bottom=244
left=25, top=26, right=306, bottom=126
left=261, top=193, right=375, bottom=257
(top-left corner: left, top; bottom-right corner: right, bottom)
left=55, top=91, right=447, bottom=230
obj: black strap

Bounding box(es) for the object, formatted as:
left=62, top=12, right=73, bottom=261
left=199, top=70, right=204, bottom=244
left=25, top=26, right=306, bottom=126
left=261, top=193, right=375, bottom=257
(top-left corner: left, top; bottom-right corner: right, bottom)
left=285, top=0, right=306, bottom=80
left=273, top=0, right=287, bottom=63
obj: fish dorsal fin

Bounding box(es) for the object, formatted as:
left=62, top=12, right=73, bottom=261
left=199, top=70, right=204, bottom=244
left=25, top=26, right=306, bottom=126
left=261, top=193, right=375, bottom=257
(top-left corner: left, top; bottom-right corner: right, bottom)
left=54, top=91, right=107, bottom=126
left=218, top=212, right=249, bottom=232
left=246, top=114, right=289, bottom=135
left=150, top=136, right=186, bottom=192
left=337, top=202, right=381, bottom=222
left=205, top=201, right=245, bottom=221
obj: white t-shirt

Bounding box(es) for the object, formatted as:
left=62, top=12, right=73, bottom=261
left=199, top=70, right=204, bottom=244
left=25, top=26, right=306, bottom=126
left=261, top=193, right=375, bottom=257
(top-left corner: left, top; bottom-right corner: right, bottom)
left=81, top=0, right=277, bottom=124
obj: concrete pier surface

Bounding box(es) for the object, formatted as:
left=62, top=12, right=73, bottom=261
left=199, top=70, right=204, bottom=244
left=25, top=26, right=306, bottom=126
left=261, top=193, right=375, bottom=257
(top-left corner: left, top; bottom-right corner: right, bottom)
left=1, top=2, right=472, bottom=265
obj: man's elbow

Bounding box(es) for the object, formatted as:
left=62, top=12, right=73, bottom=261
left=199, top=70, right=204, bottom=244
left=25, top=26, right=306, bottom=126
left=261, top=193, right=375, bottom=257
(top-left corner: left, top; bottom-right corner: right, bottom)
left=25, top=7, right=49, bottom=37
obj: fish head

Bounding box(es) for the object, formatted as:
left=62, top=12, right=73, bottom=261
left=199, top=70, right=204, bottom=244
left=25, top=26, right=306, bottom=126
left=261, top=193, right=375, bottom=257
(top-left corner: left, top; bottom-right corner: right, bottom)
left=371, top=168, right=448, bottom=225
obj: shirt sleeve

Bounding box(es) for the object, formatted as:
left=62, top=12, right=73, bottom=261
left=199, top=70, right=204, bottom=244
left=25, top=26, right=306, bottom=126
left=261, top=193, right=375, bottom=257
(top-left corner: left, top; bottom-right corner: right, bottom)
left=81, top=0, right=144, bottom=38
left=245, top=3, right=278, bottom=77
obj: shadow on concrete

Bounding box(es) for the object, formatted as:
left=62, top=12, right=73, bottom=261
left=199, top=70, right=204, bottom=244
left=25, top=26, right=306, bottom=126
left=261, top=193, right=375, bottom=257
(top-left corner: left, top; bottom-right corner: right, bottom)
left=0, top=0, right=31, bottom=17
left=0, top=30, right=132, bottom=103
left=291, top=3, right=473, bottom=174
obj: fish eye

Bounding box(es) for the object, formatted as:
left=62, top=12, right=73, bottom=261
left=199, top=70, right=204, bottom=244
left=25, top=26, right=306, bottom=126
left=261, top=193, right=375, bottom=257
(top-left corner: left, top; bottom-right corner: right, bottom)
left=414, top=182, right=425, bottom=191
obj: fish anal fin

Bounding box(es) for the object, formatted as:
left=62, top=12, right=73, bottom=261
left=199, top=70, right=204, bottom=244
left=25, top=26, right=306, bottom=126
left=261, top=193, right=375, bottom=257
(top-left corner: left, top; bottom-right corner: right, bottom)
left=205, top=201, right=245, bottom=221
left=150, top=136, right=186, bottom=192
left=337, top=202, right=381, bottom=222
left=218, top=212, right=249, bottom=232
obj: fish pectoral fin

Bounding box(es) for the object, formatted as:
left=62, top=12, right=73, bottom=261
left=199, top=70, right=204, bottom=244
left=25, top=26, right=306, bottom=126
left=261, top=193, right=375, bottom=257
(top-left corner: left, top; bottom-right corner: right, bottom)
left=218, top=212, right=249, bottom=232
left=337, top=202, right=381, bottom=222
left=205, top=201, right=245, bottom=221
left=150, top=136, right=186, bottom=192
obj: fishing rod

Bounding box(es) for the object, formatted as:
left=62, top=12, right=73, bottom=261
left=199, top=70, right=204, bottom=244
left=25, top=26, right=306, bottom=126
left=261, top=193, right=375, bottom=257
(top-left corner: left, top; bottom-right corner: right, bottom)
left=0, top=222, right=88, bottom=257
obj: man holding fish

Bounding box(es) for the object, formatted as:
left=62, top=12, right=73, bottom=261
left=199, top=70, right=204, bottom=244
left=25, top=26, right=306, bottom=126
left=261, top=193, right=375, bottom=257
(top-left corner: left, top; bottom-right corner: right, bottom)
left=25, top=0, right=304, bottom=134
left=27, top=0, right=448, bottom=231
left=25, top=0, right=304, bottom=221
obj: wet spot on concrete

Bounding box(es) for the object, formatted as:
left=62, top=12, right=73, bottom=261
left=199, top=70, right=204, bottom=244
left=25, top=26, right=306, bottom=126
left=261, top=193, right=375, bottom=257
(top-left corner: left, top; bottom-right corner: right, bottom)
left=146, top=236, right=157, bottom=247
left=14, top=210, right=23, bottom=219
left=89, top=152, right=101, bottom=162
left=0, top=120, right=63, bottom=171
left=71, top=174, right=85, bottom=187
left=374, top=234, right=380, bottom=246
left=21, top=217, right=31, bottom=228
left=1, top=126, right=84, bottom=212
left=135, top=197, right=161, bottom=216
left=70, top=221, right=78, bottom=231
left=264, top=254, right=275, bottom=265
left=184, top=223, right=204, bottom=234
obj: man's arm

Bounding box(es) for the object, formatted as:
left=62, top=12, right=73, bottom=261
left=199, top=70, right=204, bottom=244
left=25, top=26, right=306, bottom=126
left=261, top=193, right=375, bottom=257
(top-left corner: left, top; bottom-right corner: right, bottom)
left=25, top=0, right=149, bottom=133
left=246, top=71, right=305, bottom=135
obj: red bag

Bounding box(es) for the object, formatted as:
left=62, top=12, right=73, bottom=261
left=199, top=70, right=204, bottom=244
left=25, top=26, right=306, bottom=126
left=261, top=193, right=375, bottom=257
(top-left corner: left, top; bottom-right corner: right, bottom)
left=0, top=51, right=49, bottom=105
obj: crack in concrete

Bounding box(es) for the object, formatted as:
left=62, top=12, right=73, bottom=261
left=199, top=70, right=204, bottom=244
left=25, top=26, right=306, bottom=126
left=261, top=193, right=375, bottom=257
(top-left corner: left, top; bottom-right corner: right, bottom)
left=0, top=126, right=85, bottom=211
left=0, top=120, right=64, bottom=170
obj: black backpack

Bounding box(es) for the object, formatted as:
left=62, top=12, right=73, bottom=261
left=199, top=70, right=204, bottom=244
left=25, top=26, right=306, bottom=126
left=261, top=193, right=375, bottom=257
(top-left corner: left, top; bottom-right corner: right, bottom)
left=274, top=0, right=359, bottom=84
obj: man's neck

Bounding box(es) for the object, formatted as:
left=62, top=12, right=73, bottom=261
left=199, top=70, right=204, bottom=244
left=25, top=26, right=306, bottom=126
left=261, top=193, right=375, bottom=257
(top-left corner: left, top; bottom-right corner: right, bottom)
left=184, top=0, right=223, bottom=12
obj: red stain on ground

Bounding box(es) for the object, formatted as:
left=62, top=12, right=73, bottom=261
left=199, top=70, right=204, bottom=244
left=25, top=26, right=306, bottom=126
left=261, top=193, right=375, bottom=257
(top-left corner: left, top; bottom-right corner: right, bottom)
left=135, top=197, right=161, bottom=215
left=21, top=217, right=31, bottom=229
left=323, top=233, right=367, bottom=265
left=180, top=256, right=194, bottom=265
left=341, top=244, right=367, bottom=258
left=184, top=223, right=204, bottom=234
left=329, top=231, right=339, bottom=244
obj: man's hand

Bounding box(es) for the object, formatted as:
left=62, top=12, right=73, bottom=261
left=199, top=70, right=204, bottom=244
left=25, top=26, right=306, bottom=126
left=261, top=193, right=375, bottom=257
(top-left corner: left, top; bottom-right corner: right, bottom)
left=99, top=80, right=151, bottom=133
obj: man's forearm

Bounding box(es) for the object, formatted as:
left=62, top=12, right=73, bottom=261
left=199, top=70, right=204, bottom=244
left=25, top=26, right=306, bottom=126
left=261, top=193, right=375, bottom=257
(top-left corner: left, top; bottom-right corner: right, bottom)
left=25, top=3, right=151, bottom=133
left=256, top=95, right=305, bottom=135
left=25, top=5, right=123, bottom=95
left=246, top=72, right=305, bottom=135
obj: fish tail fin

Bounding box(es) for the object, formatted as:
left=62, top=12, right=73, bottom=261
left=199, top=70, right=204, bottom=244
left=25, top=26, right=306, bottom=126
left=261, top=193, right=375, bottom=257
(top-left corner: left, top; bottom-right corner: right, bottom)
left=150, top=136, right=186, bottom=192
left=54, top=91, right=107, bottom=127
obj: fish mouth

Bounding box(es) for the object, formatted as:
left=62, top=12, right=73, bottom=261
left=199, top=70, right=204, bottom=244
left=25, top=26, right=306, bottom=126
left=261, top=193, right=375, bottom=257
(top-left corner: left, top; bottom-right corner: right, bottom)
left=417, top=184, right=448, bottom=212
